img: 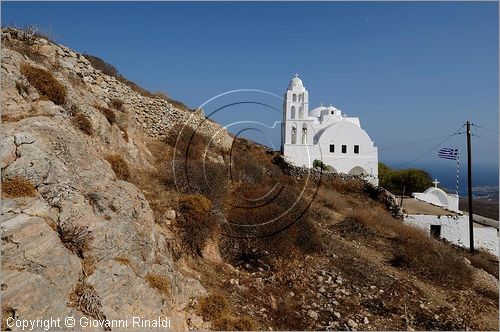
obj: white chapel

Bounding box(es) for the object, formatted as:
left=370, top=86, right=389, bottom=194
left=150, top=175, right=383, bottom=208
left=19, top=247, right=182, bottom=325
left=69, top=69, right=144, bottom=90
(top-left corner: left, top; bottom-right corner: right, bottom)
left=281, top=74, right=379, bottom=184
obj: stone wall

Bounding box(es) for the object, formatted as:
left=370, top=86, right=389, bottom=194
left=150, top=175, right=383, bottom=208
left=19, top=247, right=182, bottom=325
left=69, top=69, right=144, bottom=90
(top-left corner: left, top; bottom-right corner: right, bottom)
left=1, top=27, right=231, bottom=149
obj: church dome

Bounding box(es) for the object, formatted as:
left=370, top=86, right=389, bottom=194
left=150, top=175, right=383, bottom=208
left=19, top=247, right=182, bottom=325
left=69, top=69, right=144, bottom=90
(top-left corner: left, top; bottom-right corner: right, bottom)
left=288, top=74, right=303, bottom=89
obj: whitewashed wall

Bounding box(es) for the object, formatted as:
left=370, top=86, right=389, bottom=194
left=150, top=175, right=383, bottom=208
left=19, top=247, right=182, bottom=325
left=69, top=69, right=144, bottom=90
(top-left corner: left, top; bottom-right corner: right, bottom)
left=404, top=214, right=499, bottom=256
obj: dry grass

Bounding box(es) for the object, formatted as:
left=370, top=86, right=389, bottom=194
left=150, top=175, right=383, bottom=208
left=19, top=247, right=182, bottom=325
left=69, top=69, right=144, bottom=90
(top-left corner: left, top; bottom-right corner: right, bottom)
left=463, top=249, right=499, bottom=278
left=110, top=98, right=124, bottom=111
left=127, top=139, right=178, bottom=224
left=1, top=306, right=16, bottom=331
left=3, top=26, right=43, bottom=61
left=56, top=222, right=93, bottom=258
left=198, top=294, right=229, bottom=321
left=82, top=256, right=96, bottom=276
left=105, top=155, right=130, bottom=180
left=390, top=226, right=474, bottom=288
left=69, top=105, right=93, bottom=135
left=94, top=104, right=116, bottom=125
left=145, top=274, right=170, bottom=296
left=2, top=176, right=37, bottom=198
left=70, top=282, right=106, bottom=321
left=179, top=193, right=212, bottom=216
left=114, top=256, right=130, bottom=266
left=198, top=294, right=256, bottom=331
left=177, top=194, right=218, bottom=256
left=71, top=113, right=93, bottom=135
left=212, top=315, right=257, bottom=331
left=334, top=210, right=379, bottom=240
left=20, top=63, right=67, bottom=105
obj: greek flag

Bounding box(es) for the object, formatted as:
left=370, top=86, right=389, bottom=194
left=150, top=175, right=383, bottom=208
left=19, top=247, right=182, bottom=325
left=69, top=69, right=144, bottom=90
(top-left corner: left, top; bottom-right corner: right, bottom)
left=438, top=148, right=459, bottom=160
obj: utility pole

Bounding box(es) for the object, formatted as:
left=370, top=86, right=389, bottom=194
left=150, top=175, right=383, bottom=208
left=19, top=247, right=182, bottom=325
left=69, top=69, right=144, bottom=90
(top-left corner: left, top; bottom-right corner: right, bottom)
left=466, top=121, right=474, bottom=253
left=399, top=185, right=405, bottom=208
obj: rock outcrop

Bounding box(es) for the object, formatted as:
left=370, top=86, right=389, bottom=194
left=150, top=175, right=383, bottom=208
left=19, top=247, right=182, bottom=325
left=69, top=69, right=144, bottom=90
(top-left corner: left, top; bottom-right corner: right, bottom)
left=0, top=28, right=224, bottom=330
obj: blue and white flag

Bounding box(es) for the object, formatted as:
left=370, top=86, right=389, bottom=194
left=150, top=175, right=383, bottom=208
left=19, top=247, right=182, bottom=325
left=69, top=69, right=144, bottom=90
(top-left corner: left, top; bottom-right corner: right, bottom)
left=438, top=147, right=459, bottom=160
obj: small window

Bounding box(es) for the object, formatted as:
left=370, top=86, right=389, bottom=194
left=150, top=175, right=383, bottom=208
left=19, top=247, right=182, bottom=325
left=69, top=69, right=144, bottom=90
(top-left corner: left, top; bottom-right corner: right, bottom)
left=329, top=144, right=335, bottom=153
left=342, top=145, right=347, bottom=154
left=331, top=111, right=334, bottom=115
left=354, top=145, right=359, bottom=154
left=430, top=225, right=441, bottom=238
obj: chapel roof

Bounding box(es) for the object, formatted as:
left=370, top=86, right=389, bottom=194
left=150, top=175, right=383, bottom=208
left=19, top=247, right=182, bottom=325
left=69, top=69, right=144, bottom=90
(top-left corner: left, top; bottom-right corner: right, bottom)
left=288, top=73, right=304, bottom=89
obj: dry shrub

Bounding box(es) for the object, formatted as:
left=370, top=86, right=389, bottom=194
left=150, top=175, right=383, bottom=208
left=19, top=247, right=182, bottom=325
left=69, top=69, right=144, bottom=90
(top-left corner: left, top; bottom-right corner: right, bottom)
left=179, top=193, right=212, bottom=216
left=20, top=63, right=66, bottom=105
left=70, top=106, right=93, bottom=135
left=212, top=315, right=257, bottom=331
left=145, top=274, right=170, bottom=296
left=105, top=155, right=130, bottom=180
left=334, top=210, right=378, bottom=240
left=177, top=194, right=218, bottom=255
left=3, top=26, right=43, bottom=61
left=463, top=249, right=499, bottom=278
left=293, top=216, right=325, bottom=254
left=2, top=176, right=37, bottom=198
left=198, top=294, right=228, bottom=321
left=110, top=98, right=124, bottom=111
left=322, top=175, right=365, bottom=194
left=1, top=306, right=16, bottom=331
left=315, top=186, right=351, bottom=214
left=70, top=282, right=106, bottom=321
left=198, top=294, right=256, bottom=331
left=83, top=54, right=120, bottom=77
left=94, top=105, right=116, bottom=125
left=56, top=222, right=93, bottom=258
left=114, top=256, right=130, bottom=266
left=82, top=256, right=96, bottom=276
left=173, top=160, right=229, bottom=207
left=128, top=139, right=178, bottom=224
left=390, top=226, right=473, bottom=288
left=165, top=123, right=223, bottom=160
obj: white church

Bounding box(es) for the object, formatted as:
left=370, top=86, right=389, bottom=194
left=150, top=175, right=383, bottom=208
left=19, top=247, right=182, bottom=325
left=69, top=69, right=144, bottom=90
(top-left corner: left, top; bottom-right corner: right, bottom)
left=281, top=74, right=379, bottom=184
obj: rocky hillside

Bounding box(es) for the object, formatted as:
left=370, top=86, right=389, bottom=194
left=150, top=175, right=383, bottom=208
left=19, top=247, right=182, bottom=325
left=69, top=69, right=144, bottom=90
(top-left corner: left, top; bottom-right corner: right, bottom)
left=1, top=27, right=498, bottom=331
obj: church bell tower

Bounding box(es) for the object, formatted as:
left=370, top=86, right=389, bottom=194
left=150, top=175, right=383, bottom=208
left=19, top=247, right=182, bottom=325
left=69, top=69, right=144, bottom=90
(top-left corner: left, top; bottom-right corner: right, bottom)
left=282, top=74, right=314, bottom=166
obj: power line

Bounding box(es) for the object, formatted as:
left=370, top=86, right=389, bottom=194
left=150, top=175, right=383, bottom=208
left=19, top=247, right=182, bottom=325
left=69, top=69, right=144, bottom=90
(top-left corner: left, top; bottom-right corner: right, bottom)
left=473, top=134, right=499, bottom=144
left=393, top=124, right=465, bottom=168
left=472, top=124, right=498, bottom=134
left=380, top=133, right=464, bottom=152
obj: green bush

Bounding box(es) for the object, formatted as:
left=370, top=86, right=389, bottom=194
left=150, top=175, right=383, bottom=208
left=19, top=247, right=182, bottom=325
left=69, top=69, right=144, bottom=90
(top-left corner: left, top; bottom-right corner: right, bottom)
left=378, top=163, right=432, bottom=195
left=313, top=159, right=327, bottom=170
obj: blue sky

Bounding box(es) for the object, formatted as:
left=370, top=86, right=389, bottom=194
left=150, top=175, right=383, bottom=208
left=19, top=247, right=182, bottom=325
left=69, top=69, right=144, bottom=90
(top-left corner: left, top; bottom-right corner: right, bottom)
left=2, top=1, right=498, bottom=187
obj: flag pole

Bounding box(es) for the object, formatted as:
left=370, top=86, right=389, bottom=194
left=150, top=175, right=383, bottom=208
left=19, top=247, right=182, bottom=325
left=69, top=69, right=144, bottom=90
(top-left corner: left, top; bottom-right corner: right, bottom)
left=466, top=121, right=474, bottom=253
left=456, top=149, right=460, bottom=195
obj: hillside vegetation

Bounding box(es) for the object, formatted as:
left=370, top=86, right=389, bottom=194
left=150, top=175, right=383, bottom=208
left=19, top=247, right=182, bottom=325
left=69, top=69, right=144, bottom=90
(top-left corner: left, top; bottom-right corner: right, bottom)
left=1, top=27, right=498, bottom=331
left=378, top=163, right=433, bottom=196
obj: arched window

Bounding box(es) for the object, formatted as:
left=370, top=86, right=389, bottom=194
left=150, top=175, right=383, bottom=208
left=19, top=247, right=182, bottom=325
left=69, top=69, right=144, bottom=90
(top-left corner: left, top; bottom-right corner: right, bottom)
left=298, top=94, right=302, bottom=102
left=291, top=106, right=296, bottom=119
left=299, top=106, right=304, bottom=119
left=291, top=123, right=297, bottom=144
left=292, top=94, right=297, bottom=102
left=301, top=124, right=307, bottom=144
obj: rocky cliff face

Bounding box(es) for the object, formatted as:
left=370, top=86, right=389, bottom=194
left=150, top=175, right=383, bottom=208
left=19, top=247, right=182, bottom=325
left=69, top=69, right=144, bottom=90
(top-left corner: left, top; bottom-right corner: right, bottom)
left=0, top=28, right=228, bottom=330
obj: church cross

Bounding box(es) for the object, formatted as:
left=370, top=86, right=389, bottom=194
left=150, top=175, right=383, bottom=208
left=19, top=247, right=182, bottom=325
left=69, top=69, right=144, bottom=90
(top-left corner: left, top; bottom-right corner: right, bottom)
left=433, top=179, right=439, bottom=188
